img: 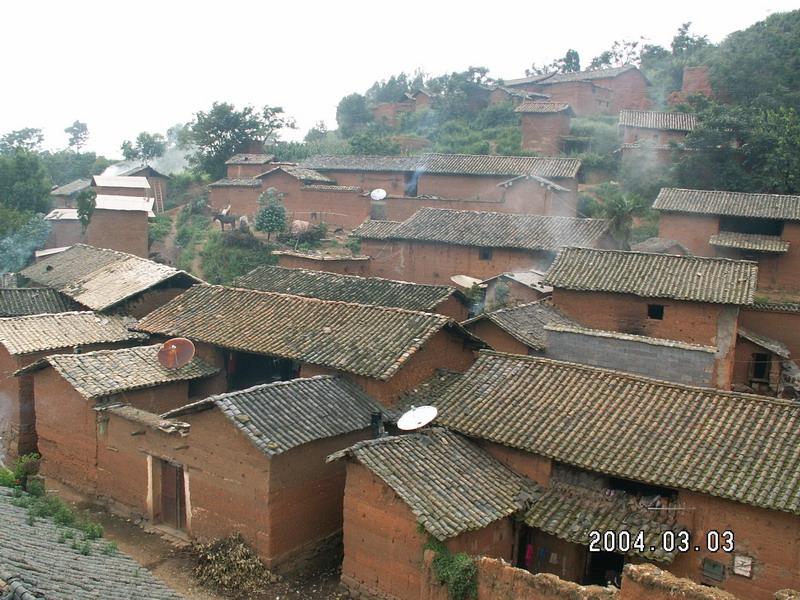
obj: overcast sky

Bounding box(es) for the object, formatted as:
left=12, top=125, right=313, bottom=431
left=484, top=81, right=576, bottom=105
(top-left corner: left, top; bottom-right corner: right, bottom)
left=1, top=1, right=797, bottom=157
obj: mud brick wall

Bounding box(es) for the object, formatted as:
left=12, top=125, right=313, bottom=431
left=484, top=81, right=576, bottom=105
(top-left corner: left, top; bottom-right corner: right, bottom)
left=465, top=319, right=531, bottom=355
left=85, top=209, right=149, bottom=258
left=520, top=113, right=571, bottom=155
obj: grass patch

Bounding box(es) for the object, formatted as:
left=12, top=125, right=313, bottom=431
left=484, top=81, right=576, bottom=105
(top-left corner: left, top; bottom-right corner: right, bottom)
left=200, top=230, right=276, bottom=285
left=148, top=213, right=173, bottom=246
left=424, top=536, right=477, bottom=600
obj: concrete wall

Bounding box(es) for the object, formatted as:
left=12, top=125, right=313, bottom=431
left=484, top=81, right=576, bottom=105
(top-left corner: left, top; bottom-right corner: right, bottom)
left=85, top=209, right=149, bottom=258
left=520, top=113, right=571, bottom=155
left=545, top=327, right=717, bottom=386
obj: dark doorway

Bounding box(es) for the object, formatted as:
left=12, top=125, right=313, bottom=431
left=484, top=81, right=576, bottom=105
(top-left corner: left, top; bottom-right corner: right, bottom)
left=752, top=352, right=771, bottom=382
left=585, top=551, right=624, bottom=587
left=227, top=351, right=299, bottom=391
left=160, top=460, right=186, bottom=531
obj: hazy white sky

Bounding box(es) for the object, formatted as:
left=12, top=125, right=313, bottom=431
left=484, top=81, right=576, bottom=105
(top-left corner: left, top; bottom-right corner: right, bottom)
left=1, top=0, right=797, bottom=157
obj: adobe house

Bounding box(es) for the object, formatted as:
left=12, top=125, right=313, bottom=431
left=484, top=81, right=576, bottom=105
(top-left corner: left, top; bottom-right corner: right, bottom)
left=224, top=153, right=276, bottom=178
left=739, top=300, right=800, bottom=373
left=16, top=344, right=218, bottom=492
left=515, top=101, right=575, bottom=155
left=49, top=178, right=90, bottom=208
left=91, top=175, right=152, bottom=198
left=207, top=177, right=263, bottom=218
left=668, top=65, right=714, bottom=106
left=480, top=270, right=551, bottom=310
left=272, top=250, right=371, bottom=276
left=0, top=287, right=76, bottom=317
left=0, top=311, right=147, bottom=461
left=486, top=84, right=549, bottom=107
left=43, top=208, right=83, bottom=249
left=504, top=65, right=652, bottom=116
left=352, top=207, right=611, bottom=286
left=431, top=351, right=800, bottom=599
left=233, top=265, right=471, bottom=320
left=134, top=284, right=484, bottom=406
left=118, top=164, right=170, bottom=204
left=544, top=247, right=759, bottom=389
left=618, top=110, right=696, bottom=165
left=463, top=300, right=575, bottom=355
left=732, top=327, right=792, bottom=397
left=19, top=244, right=201, bottom=318
left=653, top=188, right=800, bottom=296
left=329, top=428, right=536, bottom=600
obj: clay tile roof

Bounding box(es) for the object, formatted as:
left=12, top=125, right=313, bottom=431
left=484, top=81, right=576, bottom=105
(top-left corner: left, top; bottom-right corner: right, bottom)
left=514, top=101, right=573, bottom=114
left=301, top=184, right=362, bottom=192
left=19, top=245, right=200, bottom=312
left=751, top=301, right=800, bottom=314
left=544, top=247, right=757, bottom=305
left=653, top=188, right=800, bottom=221
left=234, top=266, right=462, bottom=312
left=50, top=178, right=91, bottom=197
left=18, top=344, right=219, bottom=400
left=134, top=285, right=475, bottom=380
left=0, top=288, right=76, bottom=317
left=225, top=153, right=275, bottom=165
left=709, top=231, right=789, bottom=253
left=434, top=351, right=800, bottom=515
left=369, top=208, right=609, bottom=251
left=260, top=165, right=334, bottom=184
left=167, top=376, right=383, bottom=456
left=464, top=300, right=576, bottom=351
left=619, top=110, right=696, bottom=131
left=505, top=65, right=640, bottom=87
left=300, top=155, right=420, bottom=172
left=0, top=488, right=183, bottom=600
left=351, top=220, right=402, bottom=240
left=207, top=177, right=262, bottom=188
left=417, top=153, right=582, bottom=179
left=0, top=311, right=147, bottom=355
left=525, top=482, right=687, bottom=563
left=328, top=428, right=538, bottom=540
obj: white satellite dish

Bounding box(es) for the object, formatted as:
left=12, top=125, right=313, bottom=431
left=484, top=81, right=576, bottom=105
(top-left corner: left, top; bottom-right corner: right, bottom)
left=397, top=405, right=438, bottom=431
left=369, top=188, right=388, bottom=201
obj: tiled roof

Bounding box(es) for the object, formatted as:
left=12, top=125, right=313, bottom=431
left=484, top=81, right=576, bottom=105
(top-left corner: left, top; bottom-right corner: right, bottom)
left=166, top=376, right=383, bottom=456
left=0, top=312, right=146, bottom=355
left=233, top=266, right=462, bottom=312
left=505, top=65, right=640, bottom=87
left=514, top=101, right=573, bottom=114
left=434, top=351, right=800, bottom=515
left=261, top=165, right=334, bottom=184
left=50, top=178, right=90, bottom=196
left=328, top=428, right=537, bottom=540
left=91, top=175, right=151, bottom=190
left=118, top=165, right=170, bottom=179
left=20, top=245, right=200, bottom=312
left=544, top=247, right=757, bottom=305
left=545, top=323, right=716, bottom=353
left=653, top=188, right=800, bottom=221
left=18, top=345, right=218, bottom=400
left=106, top=405, right=190, bottom=436
left=396, top=370, right=463, bottom=415
left=303, top=153, right=582, bottom=179
left=135, top=285, right=475, bottom=380
left=0, top=288, right=76, bottom=317
left=351, top=220, right=402, bottom=240
left=738, top=327, right=791, bottom=358
left=302, top=184, right=362, bottom=193
left=225, top=153, right=275, bottom=165
left=630, top=237, right=689, bottom=254
left=0, top=274, right=17, bottom=288
left=207, top=177, right=262, bottom=188
left=750, top=301, right=800, bottom=314
left=271, top=250, right=371, bottom=262
left=0, top=488, right=183, bottom=600
left=365, top=208, right=609, bottom=251
left=465, top=300, right=575, bottom=351
left=709, top=231, right=789, bottom=253
left=619, top=110, right=696, bottom=131
left=525, top=482, right=686, bottom=563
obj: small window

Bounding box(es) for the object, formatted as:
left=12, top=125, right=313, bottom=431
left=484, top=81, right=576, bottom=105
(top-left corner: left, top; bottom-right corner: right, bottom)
left=752, top=353, right=770, bottom=381
left=479, top=248, right=493, bottom=261
left=647, top=304, right=664, bottom=320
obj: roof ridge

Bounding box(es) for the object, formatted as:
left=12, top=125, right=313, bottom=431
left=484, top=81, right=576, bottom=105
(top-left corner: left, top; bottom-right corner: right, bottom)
left=555, top=245, right=759, bottom=266
left=248, top=265, right=456, bottom=291
left=0, top=309, right=97, bottom=322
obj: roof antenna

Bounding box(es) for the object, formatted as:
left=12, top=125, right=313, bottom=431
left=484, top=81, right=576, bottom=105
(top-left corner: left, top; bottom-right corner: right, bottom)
left=369, top=188, right=387, bottom=201
left=157, top=338, right=196, bottom=369
left=397, top=405, right=438, bottom=431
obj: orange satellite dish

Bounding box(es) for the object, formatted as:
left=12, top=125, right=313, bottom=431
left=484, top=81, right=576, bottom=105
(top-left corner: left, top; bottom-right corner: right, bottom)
left=157, top=338, right=196, bottom=370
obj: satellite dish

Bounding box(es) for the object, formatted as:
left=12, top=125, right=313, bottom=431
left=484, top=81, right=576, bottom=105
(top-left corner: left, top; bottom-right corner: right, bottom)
left=369, top=188, right=387, bottom=201
left=157, top=338, right=196, bottom=370
left=397, top=405, right=438, bottom=431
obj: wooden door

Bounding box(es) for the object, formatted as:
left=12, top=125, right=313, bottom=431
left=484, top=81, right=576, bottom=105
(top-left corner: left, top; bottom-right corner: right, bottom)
left=160, top=461, right=185, bottom=530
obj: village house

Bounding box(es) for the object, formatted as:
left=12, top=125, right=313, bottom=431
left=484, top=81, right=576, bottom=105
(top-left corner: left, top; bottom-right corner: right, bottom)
left=0, top=287, right=76, bottom=317
left=49, top=178, right=90, bottom=208
left=19, top=244, right=201, bottom=318
left=233, top=265, right=470, bottom=320
left=419, top=351, right=800, bottom=600
left=0, top=311, right=147, bottom=461
left=17, top=344, right=219, bottom=493
left=515, top=101, right=575, bottom=155
left=116, top=164, right=170, bottom=205
left=91, top=175, right=152, bottom=198
left=225, top=153, right=277, bottom=178
left=479, top=269, right=551, bottom=310
left=463, top=300, right=575, bottom=355
left=352, top=207, right=612, bottom=286
left=544, top=247, right=759, bottom=389
left=272, top=250, right=371, bottom=275
left=133, top=284, right=483, bottom=407
left=618, top=110, right=696, bottom=165
left=504, top=65, right=652, bottom=116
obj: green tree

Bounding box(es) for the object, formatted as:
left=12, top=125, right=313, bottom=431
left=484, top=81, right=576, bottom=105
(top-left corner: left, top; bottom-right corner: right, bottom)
left=0, top=128, right=44, bottom=154
left=348, top=129, right=400, bottom=155
left=588, top=39, right=643, bottom=69
left=64, top=120, right=89, bottom=153
left=121, top=132, right=167, bottom=162
left=39, top=150, right=111, bottom=186
left=556, top=49, right=581, bottom=73
left=186, top=102, right=295, bottom=179
left=76, top=189, right=97, bottom=231
left=255, top=188, right=286, bottom=241
left=304, top=121, right=328, bottom=143
left=336, top=93, right=373, bottom=137
left=591, top=183, right=648, bottom=248
left=0, top=151, right=51, bottom=213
